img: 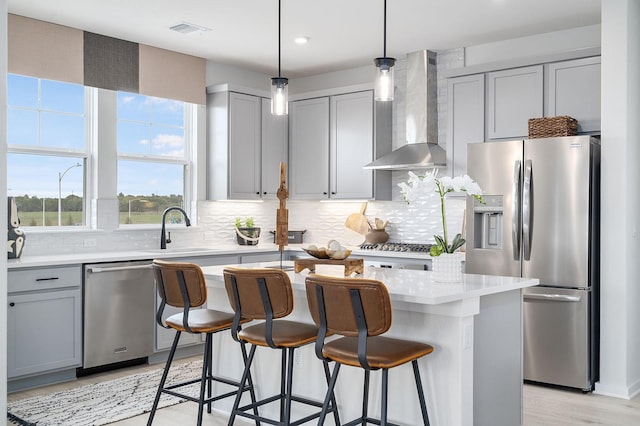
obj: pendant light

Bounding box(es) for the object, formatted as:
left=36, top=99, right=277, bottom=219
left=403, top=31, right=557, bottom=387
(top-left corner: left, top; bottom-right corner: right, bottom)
left=374, top=0, right=395, bottom=101
left=271, top=0, right=288, bottom=115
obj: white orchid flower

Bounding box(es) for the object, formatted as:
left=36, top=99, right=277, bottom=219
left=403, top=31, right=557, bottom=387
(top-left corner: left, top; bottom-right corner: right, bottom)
left=399, top=171, right=484, bottom=255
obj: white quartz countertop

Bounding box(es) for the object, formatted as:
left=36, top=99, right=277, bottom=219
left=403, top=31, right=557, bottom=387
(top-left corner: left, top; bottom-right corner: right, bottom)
left=202, top=261, right=538, bottom=305
left=6, top=244, right=284, bottom=269
left=6, top=242, right=442, bottom=269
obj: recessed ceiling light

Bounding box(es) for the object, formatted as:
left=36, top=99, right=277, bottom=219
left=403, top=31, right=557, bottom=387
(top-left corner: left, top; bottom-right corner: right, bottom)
left=294, top=36, right=310, bottom=45
left=169, top=22, right=211, bottom=34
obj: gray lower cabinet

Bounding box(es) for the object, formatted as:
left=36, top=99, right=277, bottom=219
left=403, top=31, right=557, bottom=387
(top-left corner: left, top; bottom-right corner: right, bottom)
left=154, top=254, right=240, bottom=351
left=239, top=252, right=283, bottom=263
left=7, top=266, right=82, bottom=379
left=487, top=65, right=544, bottom=139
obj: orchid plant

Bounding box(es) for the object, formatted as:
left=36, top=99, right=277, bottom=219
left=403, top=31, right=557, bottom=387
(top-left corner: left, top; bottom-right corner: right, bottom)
left=398, top=171, right=484, bottom=256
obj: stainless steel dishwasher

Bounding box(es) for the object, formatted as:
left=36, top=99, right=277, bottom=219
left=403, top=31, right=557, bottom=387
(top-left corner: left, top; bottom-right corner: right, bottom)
left=82, top=260, right=155, bottom=369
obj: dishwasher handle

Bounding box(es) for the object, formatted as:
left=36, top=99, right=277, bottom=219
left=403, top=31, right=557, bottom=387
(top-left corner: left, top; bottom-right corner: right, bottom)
left=87, top=264, right=153, bottom=273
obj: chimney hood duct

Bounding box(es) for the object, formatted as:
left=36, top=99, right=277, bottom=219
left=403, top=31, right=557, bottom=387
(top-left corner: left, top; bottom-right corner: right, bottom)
left=364, top=50, right=446, bottom=170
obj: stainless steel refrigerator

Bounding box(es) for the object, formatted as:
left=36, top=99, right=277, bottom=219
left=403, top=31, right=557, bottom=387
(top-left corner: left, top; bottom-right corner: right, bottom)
left=465, top=135, right=600, bottom=391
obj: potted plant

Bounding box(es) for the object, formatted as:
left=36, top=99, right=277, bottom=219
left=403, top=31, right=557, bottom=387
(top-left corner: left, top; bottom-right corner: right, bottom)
left=235, top=217, right=261, bottom=246
left=398, top=171, right=483, bottom=282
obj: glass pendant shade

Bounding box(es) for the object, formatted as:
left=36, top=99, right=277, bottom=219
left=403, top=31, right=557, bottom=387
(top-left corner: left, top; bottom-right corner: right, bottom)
left=271, top=77, right=289, bottom=115
left=374, top=57, right=395, bottom=101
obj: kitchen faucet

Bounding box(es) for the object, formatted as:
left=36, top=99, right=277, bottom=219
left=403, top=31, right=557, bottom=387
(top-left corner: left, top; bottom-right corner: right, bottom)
left=160, top=207, right=191, bottom=249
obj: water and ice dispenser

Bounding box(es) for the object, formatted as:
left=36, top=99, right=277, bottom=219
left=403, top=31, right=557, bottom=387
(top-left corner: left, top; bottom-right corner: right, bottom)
left=472, top=195, right=504, bottom=250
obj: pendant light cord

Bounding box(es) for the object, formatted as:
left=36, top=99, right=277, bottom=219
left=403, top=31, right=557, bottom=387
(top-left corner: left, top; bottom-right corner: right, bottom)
left=383, top=0, right=387, bottom=57
left=278, top=0, right=282, bottom=78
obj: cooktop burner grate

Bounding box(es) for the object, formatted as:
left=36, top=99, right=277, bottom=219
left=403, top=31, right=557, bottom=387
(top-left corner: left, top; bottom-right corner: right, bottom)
left=359, top=242, right=433, bottom=253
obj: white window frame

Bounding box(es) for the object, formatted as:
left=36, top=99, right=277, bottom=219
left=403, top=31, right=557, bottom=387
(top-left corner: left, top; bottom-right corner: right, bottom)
left=6, top=75, right=91, bottom=229
left=115, top=94, right=194, bottom=227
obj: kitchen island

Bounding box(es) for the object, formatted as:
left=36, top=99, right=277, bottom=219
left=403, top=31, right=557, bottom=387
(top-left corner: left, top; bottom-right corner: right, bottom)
left=202, top=261, right=538, bottom=426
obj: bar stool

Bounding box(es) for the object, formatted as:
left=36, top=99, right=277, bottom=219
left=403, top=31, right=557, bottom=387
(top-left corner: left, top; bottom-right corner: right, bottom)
left=305, top=274, right=434, bottom=426
left=148, top=260, right=259, bottom=426
left=223, top=267, right=340, bottom=426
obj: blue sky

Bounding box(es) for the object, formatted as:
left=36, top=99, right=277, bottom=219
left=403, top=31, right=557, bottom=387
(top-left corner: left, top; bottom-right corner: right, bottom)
left=6, top=75, right=186, bottom=199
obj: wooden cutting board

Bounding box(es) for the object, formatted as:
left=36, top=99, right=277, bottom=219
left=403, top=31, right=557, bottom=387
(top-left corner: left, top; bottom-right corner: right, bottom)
left=344, top=202, right=370, bottom=235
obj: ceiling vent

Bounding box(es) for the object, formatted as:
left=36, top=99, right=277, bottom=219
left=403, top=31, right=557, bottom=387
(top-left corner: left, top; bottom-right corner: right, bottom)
left=169, top=22, right=211, bottom=34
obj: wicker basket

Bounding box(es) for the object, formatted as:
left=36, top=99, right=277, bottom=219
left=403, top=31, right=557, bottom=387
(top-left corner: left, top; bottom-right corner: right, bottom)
left=528, top=116, right=578, bottom=139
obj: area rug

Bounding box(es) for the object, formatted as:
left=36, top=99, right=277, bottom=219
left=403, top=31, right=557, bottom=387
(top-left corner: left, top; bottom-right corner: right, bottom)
left=7, top=360, right=204, bottom=426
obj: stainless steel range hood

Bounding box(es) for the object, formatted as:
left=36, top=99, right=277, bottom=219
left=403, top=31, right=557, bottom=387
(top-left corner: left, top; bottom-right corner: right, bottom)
left=364, top=50, right=446, bottom=170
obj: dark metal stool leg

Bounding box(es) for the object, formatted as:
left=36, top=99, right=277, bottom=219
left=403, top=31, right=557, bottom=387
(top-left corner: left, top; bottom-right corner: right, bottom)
left=323, top=360, right=341, bottom=426
left=207, top=333, right=213, bottom=414
left=197, top=333, right=212, bottom=426
left=284, top=348, right=296, bottom=425
left=228, top=344, right=257, bottom=426
left=381, top=369, right=388, bottom=426
left=318, top=362, right=341, bottom=425
left=362, top=369, right=370, bottom=425
left=240, top=342, right=261, bottom=425
left=278, top=349, right=287, bottom=422
left=413, top=360, right=430, bottom=426
left=147, top=331, right=181, bottom=426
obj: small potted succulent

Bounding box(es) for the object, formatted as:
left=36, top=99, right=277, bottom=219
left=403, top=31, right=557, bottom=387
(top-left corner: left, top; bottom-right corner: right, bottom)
left=235, top=217, right=261, bottom=245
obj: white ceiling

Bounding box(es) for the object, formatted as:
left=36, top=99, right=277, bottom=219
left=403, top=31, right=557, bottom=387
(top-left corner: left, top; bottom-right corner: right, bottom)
left=8, top=0, right=601, bottom=78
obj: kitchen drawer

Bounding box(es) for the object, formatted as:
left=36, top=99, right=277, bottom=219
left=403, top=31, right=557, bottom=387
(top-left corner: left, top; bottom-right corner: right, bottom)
left=8, top=266, right=82, bottom=293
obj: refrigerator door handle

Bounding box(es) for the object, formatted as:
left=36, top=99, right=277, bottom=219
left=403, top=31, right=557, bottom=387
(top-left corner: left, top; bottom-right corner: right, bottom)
left=512, top=161, right=522, bottom=260
left=523, top=293, right=581, bottom=302
left=522, top=159, right=533, bottom=260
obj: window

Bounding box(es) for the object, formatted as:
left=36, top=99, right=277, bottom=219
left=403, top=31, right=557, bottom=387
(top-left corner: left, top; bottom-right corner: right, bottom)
left=117, top=92, right=189, bottom=225
left=6, top=74, right=87, bottom=227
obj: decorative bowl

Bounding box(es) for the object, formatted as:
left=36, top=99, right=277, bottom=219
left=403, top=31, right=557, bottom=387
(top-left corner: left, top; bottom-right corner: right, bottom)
left=326, top=249, right=352, bottom=260
left=302, top=247, right=330, bottom=259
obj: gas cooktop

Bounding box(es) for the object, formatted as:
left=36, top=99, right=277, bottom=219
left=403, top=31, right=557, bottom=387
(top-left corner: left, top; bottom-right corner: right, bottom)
left=359, top=242, right=433, bottom=253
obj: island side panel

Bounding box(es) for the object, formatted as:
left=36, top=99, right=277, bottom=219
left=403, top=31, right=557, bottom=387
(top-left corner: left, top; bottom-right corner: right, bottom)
left=206, top=283, right=480, bottom=426
left=473, top=289, right=524, bottom=426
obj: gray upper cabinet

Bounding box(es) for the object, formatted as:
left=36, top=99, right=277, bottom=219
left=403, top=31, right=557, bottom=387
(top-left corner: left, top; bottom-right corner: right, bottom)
left=289, top=97, right=330, bottom=199
left=446, top=74, right=485, bottom=176
left=546, top=57, right=601, bottom=133
left=330, top=91, right=375, bottom=199
left=207, top=91, right=288, bottom=200
left=261, top=98, right=289, bottom=198
left=487, top=65, right=543, bottom=139
left=228, top=92, right=261, bottom=199
left=290, top=91, right=384, bottom=200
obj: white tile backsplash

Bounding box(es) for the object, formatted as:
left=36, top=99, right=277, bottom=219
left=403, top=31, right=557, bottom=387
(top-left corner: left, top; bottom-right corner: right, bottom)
left=16, top=195, right=467, bottom=257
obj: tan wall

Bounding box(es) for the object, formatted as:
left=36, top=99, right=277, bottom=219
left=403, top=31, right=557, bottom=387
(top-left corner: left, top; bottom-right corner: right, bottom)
left=8, top=14, right=205, bottom=104
left=8, top=14, right=83, bottom=84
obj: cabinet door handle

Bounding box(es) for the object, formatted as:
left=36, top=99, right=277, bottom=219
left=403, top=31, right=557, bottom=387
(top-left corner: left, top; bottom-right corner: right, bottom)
left=256, top=192, right=260, bottom=195
left=35, top=277, right=59, bottom=282
left=331, top=192, right=336, bottom=195
left=263, top=191, right=267, bottom=195
left=9, top=302, right=15, bottom=307
left=323, top=192, right=328, bottom=195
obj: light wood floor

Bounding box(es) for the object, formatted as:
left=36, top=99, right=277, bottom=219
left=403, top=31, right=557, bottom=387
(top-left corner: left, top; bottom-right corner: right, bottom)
left=8, top=357, right=640, bottom=425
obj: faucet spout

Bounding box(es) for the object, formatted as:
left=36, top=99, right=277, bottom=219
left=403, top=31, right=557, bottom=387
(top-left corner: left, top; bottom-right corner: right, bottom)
left=160, top=207, right=191, bottom=249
